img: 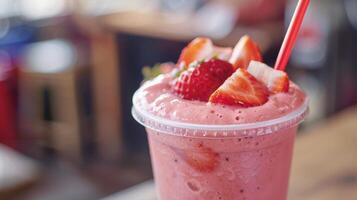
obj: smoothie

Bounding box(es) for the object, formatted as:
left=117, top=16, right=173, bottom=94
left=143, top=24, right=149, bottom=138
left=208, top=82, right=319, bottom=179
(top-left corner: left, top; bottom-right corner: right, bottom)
left=132, top=36, right=308, bottom=200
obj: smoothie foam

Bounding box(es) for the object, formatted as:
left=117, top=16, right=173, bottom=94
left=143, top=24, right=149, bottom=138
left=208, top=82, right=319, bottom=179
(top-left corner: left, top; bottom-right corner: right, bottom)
left=134, top=74, right=306, bottom=125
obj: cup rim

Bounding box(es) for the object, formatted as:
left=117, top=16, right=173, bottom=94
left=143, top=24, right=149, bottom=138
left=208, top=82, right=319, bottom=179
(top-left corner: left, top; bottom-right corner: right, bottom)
left=132, top=89, right=309, bottom=137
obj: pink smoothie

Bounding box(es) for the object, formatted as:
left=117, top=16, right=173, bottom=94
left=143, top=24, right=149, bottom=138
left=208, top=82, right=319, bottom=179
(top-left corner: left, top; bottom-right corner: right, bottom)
left=133, top=74, right=307, bottom=200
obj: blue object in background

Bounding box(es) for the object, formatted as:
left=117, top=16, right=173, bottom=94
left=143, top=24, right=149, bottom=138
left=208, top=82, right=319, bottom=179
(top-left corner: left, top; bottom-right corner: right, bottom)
left=0, top=20, right=37, bottom=59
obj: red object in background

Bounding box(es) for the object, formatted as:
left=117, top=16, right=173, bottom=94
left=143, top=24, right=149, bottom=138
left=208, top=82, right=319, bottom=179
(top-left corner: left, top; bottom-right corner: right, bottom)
left=0, top=52, right=17, bottom=149
left=0, top=81, right=17, bottom=149
left=237, top=0, right=287, bottom=25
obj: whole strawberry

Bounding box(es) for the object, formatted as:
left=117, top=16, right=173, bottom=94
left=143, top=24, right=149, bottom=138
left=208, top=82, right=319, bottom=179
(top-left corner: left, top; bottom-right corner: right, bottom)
left=173, top=59, right=234, bottom=102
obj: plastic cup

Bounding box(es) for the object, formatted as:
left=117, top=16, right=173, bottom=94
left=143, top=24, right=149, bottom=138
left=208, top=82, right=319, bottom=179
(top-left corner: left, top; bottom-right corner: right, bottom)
left=132, top=91, right=308, bottom=200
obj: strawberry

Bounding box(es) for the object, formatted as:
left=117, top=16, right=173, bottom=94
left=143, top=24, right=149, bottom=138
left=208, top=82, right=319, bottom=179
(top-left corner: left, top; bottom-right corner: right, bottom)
left=247, top=61, right=289, bottom=93
left=209, top=68, right=269, bottom=107
left=173, top=59, right=234, bottom=101
left=178, top=37, right=214, bottom=67
left=175, top=144, right=219, bottom=173
left=229, top=35, right=263, bottom=70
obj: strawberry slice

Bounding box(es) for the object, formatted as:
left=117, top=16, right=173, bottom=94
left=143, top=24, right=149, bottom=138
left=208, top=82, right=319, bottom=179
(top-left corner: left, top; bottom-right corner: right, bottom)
left=247, top=61, right=289, bottom=93
left=209, top=68, right=269, bottom=107
left=173, top=59, right=234, bottom=101
left=178, top=37, right=214, bottom=67
left=229, top=35, right=263, bottom=70
left=175, top=144, right=219, bottom=173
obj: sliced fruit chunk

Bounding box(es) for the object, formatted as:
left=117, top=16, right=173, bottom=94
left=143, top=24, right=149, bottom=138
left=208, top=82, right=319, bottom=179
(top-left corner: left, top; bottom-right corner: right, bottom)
left=175, top=144, right=219, bottom=173
left=178, top=37, right=214, bottom=67
left=173, top=59, right=234, bottom=101
left=209, top=68, right=269, bottom=107
left=247, top=61, right=289, bottom=93
left=229, top=35, right=263, bottom=70
left=212, top=47, right=233, bottom=61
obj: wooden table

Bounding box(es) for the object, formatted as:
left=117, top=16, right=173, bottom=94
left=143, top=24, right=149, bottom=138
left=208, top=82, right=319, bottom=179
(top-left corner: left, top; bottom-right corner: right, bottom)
left=103, top=106, right=357, bottom=200
left=288, top=106, right=357, bottom=200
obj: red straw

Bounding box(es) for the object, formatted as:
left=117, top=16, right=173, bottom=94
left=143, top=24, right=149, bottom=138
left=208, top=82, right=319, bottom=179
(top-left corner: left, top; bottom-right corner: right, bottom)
left=274, top=0, right=310, bottom=71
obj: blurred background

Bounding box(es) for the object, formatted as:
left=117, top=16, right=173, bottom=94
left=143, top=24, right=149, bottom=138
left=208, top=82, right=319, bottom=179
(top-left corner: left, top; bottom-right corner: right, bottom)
left=0, top=0, right=356, bottom=199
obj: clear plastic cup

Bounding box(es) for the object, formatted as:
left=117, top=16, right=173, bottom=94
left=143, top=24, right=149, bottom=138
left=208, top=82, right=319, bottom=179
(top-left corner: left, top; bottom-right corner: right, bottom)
left=132, top=91, right=308, bottom=200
